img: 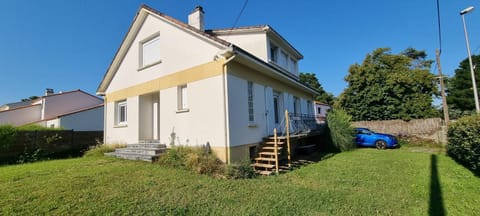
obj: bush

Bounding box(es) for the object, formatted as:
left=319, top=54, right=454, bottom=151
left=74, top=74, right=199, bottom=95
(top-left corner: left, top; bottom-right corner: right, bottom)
left=158, top=145, right=225, bottom=177
left=326, top=109, right=356, bottom=152
left=226, top=158, right=257, bottom=179
left=17, top=124, right=64, bottom=131
left=447, top=114, right=480, bottom=175
left=0, top=125, right=16, bottom=150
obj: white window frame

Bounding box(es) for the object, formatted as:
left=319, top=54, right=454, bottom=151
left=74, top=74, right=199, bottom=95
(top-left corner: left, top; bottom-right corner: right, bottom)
left=247, top=81, right=255, bottom=123
left=139, top=32, right=161, bottom=70
left=177, top=85, right=189, bottom=112
left=269, top=42, right=278, bottom=63
left=116, top=100, right=127, bottom=126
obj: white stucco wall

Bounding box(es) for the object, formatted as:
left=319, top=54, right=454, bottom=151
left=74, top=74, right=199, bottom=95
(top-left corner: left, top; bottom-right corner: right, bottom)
left=0, top=105, right=41, bottom=126
left=106, top=14, right=224, bottom=94
left=158, top=76, right=225, bottom=147
left=105, top=76, right=226, bottom=147
left=58, top=106, right=104, bottom=131
left=105, top=96, right=139, bottom=144
left=217, top=33, right=268, bottom=62
left=227, top=75, right=268, bottom=146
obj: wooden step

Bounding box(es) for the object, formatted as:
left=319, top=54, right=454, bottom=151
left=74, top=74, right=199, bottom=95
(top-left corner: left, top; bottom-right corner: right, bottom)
left=259, top=152, right=280, bottom=156
left=252, top=163, right=275, bottom=169
left=262, top=146, right=283, bottom=150
left=264, top=141, right=285, bottom=145
left=255, top=157, right=276, bottom=162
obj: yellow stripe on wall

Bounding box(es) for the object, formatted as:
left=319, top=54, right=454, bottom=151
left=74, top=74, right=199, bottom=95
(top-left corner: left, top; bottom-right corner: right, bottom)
left=105, top=60, right=225, bottom=102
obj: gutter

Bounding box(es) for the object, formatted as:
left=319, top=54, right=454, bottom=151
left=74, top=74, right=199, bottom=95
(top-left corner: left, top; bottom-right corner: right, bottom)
left=219, top=47, right=235, bottom=164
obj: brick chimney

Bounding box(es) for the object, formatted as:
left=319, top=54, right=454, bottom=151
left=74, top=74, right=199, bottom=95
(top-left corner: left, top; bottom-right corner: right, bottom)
left=188, top=6, right=205, bottom=31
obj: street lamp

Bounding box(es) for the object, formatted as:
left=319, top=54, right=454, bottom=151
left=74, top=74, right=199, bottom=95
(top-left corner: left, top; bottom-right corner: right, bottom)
left=460, top=6, right=480, bottom=113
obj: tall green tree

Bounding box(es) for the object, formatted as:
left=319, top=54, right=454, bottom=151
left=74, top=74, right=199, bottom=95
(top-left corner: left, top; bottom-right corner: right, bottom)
left=447, top=55, right=480, bottom=112
left=299, top=73, right=335, bottom=104
left=336, top=48, right=438, bottom=121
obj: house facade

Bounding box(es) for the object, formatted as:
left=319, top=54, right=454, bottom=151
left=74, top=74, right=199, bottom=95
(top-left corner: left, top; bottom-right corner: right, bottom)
left=0, top=89, right=104, bottom=131
left=97, top=5, right=318, bottom=163
left=314, top=101, right=331, bottom=123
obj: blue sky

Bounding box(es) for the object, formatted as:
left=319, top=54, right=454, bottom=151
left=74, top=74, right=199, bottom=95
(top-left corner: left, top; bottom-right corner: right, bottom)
left=1, top=0, right=480, bottom=105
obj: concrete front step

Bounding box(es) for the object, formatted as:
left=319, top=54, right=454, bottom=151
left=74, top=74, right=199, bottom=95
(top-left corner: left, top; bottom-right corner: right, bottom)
left=105, top=152, right=159, bottom=162
left=127, top=143, right=166, bottom=149
left=105, top=142, right=166, bottom=162
left=115, top=148, right=165, bottom=156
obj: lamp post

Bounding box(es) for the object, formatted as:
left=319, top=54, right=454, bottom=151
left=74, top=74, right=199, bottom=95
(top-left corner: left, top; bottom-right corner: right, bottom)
left=460, top=6, right=480, bottom=113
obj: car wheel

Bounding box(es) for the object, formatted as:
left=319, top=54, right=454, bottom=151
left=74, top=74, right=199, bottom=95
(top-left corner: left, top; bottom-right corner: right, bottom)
left=375, top=140, right=387, bottom=150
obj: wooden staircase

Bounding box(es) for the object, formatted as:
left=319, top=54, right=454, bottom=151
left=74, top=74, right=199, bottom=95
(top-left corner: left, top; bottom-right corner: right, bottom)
left=252, top=136, right=288, bottom=175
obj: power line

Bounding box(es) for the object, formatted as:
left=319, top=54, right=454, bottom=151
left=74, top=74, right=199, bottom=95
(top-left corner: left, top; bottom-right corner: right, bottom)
left=224, top=0, right=249, bottom=42
left=436, top=0, right=442, bottom=54
left=231, top=0, right=249, bottom=30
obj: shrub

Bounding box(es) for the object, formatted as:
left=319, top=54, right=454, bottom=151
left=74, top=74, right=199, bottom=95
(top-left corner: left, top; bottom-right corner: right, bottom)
left=326, top=109, right=356, bottom=152
left=226, top=158, right=257, bottom=179
left=447, top=114, right=480, bottom=175
left=0, top=125, right=16, bottom=150
left=17, top=124, right=64, bottom=131
left=158, top=145, right=225, bottom=176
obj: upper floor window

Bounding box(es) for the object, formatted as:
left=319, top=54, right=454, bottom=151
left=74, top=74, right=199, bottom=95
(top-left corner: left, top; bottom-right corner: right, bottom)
left=293, top=96, right=300, bottom=114
left=269, top=43, right=278, bottom=63
left=139, top=32, right=161, bottom=69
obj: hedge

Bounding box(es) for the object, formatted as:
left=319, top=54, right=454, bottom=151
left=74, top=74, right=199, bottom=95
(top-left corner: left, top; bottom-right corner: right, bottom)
left=447, top=114, right=480, bottom=175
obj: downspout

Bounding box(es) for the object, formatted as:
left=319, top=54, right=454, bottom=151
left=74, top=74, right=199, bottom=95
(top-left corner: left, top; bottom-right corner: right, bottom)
left=103, top=96, right=107, bottom=144
left=221, top=51, right=236, bottom=165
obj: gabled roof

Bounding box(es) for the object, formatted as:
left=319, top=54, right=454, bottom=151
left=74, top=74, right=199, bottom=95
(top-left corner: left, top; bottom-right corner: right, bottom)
left=97, top=4, right=316, bottom=96
left=96, top=4, right=232, bottom=95
left=207, top=25, right=303, bottom=59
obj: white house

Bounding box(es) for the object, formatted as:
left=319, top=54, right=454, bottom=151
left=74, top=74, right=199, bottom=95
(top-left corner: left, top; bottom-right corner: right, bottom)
left=97, top=5, right=319, bottom=163
left=0, top=89, right=104, bottom=131
left=314, top=101, right=331, bottom=123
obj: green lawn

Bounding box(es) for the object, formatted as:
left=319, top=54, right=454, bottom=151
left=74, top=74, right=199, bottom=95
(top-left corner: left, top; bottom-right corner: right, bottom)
left=1, top=147, right=479, bottom=215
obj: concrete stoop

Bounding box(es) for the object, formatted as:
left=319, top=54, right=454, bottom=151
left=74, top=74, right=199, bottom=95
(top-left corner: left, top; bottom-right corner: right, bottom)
left=105, top=142, right=166, bottom=162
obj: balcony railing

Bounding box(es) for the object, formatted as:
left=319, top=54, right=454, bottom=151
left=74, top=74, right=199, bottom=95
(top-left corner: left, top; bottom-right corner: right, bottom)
left=278, top=112, right=325, bottom=136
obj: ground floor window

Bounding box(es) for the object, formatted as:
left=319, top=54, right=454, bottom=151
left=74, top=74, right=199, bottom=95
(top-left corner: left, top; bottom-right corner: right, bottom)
left=116, top=100, right=127, bottom=126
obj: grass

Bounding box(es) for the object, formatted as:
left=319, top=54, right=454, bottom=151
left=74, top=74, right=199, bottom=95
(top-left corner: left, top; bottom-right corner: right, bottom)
left=1, top=147, right=479, bottom=215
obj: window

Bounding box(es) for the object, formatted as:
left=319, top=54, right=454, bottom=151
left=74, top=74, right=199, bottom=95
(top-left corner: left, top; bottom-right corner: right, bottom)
left=270, top=43, right=278, bottom=63
left=178, top=85, right=188, bottom=111
left=247, top=81, right=254, bottom=122
left=279, top=51, right=288, bottom=68
left=289, top=57, right=297, bottom=73
left=140, top=33, right=161, bottom=68
left=116, top=100, right=127, bottom=125
left=307, top=100, right=313, bottom=115
left=293, top=96, right=300, bottom=114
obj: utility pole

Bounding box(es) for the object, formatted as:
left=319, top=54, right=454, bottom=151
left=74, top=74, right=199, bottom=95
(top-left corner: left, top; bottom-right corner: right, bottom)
left=436, top=49, right=449, bottom=127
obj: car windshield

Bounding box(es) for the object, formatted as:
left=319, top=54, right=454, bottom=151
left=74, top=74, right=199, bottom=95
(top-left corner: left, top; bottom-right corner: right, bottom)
left=357, top=128, right=376, bottom=134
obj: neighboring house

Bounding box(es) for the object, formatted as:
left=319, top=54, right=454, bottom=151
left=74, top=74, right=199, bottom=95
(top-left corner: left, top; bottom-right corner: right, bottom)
left=0, top=89, right=104, bottom=131
left=97, top=5, right=319, bottom=163
left=314, top=101, right=331, bottom=123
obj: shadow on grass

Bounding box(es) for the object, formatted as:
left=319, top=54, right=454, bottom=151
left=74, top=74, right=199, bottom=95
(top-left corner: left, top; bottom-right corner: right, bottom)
left=429, top=154, right=446, bottom=216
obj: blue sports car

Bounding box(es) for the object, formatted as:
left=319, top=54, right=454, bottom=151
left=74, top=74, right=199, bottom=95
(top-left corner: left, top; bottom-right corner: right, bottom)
left=355, top=128, right=399, bottom=149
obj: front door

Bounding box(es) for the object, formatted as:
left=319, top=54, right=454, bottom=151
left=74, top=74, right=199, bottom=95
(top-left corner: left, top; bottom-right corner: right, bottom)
left=273, top=91, right=282, bottom=131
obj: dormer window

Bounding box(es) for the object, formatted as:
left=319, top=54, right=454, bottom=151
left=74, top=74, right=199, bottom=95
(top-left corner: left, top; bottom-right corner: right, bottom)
left=269, top=43, right=278, bottom=63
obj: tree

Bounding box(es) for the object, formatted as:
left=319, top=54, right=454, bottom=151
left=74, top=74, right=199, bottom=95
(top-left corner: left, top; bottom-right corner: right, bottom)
left=21, top=96, right=39, bottom=102
left=447, top=55, right=480, bottom=113
left=336, top=48, right=438, bottom=121
left=299, top=73, right=335, bottom=104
